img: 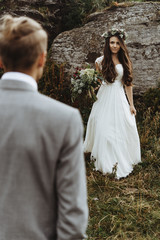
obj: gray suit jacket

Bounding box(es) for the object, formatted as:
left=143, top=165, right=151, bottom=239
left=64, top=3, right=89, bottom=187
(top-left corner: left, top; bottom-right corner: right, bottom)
left=0, top=79, right=88, bottom=240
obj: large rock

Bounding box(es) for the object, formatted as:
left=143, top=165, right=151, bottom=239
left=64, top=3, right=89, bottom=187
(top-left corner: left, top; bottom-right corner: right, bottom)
left=51, top=2, right=160, bottom=95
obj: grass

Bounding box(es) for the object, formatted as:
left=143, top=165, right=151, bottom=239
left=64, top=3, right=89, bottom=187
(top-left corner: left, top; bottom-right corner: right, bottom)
left=85, top=94, right=160, bottom=239
left=86, top=160, right=160, bottom=239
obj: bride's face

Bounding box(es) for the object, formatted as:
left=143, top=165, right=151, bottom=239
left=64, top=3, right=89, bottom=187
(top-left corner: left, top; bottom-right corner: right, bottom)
left=109, top=36, right=120, bottom=54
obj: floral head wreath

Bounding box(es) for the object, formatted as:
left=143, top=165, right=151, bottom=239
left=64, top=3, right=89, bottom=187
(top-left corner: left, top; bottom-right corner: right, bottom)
left=101, top=28, right=127, bottom=40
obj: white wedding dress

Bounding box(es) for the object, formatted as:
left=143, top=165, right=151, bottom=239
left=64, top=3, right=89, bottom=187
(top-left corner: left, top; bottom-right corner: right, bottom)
left=84, top=56, right=141, bottom=179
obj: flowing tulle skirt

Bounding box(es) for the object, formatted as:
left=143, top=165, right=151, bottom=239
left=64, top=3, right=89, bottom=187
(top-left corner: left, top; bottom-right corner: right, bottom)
left=84, top=81, right=141, bottom=179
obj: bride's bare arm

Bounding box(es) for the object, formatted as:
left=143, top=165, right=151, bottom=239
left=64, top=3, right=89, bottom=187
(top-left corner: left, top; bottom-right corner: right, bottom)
left=125, top=85, right=136, bottom=115
left=95, top=62, right=101, bottom=72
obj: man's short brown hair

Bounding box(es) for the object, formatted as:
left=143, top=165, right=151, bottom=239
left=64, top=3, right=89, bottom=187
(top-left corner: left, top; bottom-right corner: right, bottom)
left=0, top=15, right=48, bottom=71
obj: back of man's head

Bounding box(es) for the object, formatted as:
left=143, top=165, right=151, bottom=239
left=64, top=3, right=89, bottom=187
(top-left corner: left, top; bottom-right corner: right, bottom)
left=0, top=14, right=48, bottom=71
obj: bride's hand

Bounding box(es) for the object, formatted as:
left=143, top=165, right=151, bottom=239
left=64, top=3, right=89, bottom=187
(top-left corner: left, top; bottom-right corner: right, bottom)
left=94, top=86, right=100, bottom=91
left=130, top=105, right=136, bottom=115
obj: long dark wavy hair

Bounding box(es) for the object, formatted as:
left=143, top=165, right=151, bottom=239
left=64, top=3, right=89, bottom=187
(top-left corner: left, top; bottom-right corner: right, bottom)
left=102, top=35, right=133, bottom=86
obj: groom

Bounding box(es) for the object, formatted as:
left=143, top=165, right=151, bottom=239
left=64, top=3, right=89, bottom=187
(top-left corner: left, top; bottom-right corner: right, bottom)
left=0, top=15, right=88, bottom=239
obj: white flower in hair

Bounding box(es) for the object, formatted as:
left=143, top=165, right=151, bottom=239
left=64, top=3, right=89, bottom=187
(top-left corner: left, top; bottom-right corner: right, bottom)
left=101, top=32, right=109, bottom=38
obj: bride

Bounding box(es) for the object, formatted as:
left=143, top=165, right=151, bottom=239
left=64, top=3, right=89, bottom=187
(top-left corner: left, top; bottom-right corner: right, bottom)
left=83, top=28, right=141, bottom=179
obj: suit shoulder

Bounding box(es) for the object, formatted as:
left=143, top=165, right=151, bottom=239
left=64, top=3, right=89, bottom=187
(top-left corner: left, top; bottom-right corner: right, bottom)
left=37, top=92, right=79, bottom=118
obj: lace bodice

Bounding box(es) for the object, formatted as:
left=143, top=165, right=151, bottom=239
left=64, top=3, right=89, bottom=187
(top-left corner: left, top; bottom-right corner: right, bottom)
left=95, top=56, right=103, bottom=71
left=114, top=64, right=123, bottom=82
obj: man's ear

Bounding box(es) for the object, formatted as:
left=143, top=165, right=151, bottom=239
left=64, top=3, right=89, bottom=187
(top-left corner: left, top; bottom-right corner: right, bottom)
left=38, top=51, right=47, bottom=68
left=0, top=58, right=4, bottom=69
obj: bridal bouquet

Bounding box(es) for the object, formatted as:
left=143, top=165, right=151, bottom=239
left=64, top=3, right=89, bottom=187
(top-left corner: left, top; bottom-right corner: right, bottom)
left=71, top=66, right=102, bottom=102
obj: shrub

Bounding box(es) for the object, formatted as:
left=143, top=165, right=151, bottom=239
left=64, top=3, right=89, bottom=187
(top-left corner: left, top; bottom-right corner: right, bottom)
left=38, top=58, right=71, bottom=106
left=61, top=0, right=109, bottom=31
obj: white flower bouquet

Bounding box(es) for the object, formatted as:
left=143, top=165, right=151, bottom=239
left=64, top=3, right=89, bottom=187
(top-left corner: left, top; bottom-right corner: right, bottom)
left=71, top=66, right=102, bottom=102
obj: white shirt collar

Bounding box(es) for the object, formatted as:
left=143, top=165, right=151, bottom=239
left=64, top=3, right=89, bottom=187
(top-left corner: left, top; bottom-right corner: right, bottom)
left=1, top=72, right=38, bottom=91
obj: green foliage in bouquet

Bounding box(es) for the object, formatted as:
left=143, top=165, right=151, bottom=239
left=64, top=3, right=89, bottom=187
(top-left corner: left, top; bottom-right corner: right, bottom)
left=71, top=66, right=102, bottom=102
